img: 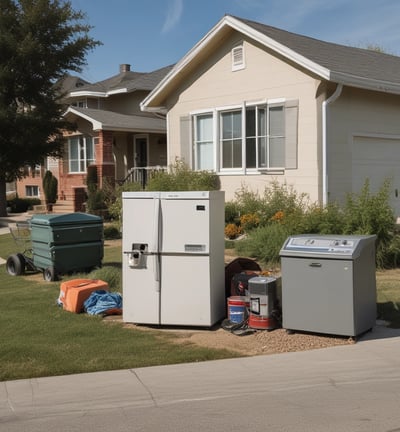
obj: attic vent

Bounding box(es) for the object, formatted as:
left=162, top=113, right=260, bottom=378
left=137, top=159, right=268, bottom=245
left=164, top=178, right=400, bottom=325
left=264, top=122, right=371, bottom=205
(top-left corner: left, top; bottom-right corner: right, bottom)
left=232, top=44, right=245, bottom=71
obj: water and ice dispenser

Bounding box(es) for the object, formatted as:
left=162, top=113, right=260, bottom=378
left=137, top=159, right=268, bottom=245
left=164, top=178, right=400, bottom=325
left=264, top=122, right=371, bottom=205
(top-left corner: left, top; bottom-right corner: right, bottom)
left=279, top=234, right=377, bottom=337
left=128, top=243, right=148, bottom=269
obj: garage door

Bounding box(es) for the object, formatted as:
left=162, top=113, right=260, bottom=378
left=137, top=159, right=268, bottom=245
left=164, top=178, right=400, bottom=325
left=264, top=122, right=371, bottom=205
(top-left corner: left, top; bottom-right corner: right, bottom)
left=352, top=136, right=400, bottom=218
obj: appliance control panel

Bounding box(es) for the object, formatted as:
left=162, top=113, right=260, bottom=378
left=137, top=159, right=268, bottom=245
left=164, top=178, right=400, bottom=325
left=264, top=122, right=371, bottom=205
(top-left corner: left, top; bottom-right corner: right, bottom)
left=284, top=236, right=357, bottom=254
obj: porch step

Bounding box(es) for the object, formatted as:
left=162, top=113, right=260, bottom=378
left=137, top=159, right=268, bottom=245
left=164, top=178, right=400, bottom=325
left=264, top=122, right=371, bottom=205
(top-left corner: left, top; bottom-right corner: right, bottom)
left=52, top=200, right=75, bottom=214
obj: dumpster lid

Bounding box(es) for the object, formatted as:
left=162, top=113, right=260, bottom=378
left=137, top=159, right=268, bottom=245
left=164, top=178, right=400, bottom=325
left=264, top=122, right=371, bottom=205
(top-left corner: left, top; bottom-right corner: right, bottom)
left=30, top=212, right=102, bottom=226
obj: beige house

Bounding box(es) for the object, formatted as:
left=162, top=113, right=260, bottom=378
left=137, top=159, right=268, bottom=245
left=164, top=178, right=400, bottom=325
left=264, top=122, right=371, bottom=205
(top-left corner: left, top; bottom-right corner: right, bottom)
left=141, top=15, right=400, bottom=217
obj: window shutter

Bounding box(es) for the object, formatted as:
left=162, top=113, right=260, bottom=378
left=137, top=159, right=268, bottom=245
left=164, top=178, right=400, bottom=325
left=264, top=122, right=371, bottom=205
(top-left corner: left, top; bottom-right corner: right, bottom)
left=179, top=115, right=192, bottom=166
left=285, top=100, right=298, bottom=169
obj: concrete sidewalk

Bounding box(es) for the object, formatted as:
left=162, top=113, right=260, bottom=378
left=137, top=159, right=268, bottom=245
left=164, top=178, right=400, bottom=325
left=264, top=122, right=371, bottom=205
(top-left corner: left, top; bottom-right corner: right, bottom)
left=1, top=324, right=400, bottom=431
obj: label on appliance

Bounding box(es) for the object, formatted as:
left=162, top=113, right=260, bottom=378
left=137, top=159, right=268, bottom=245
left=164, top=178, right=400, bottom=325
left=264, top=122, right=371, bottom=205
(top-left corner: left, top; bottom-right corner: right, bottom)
left=196, top=205, right=206, bottom=211
left=184, top=244, right=206, bottom=252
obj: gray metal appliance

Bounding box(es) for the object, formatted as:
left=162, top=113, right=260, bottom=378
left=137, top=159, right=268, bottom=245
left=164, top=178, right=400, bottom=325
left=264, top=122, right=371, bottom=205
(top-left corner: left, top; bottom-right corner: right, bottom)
left=279, top=234, right=376, bottom=337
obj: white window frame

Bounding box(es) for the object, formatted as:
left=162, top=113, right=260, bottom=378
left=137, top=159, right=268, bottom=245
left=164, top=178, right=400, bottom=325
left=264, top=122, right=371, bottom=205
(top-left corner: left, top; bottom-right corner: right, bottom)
left=68, top=135, right=95, bottom=173
left=191, top=99, right=291, bottom=174
left=25, top=185, right=40, bottom=197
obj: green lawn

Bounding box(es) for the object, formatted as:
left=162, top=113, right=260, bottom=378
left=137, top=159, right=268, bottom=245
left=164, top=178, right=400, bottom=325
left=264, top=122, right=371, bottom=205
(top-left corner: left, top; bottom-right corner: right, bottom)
left=0, top=233, right=240, bottom=381
left=1, top=232, right=400, bottom=382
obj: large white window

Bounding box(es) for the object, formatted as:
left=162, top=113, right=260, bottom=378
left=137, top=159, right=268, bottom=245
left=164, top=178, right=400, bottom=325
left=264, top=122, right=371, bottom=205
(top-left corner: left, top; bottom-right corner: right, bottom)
left=68, top=136, right=95, bottom=173
left=191, top=101, right=295, bottom=172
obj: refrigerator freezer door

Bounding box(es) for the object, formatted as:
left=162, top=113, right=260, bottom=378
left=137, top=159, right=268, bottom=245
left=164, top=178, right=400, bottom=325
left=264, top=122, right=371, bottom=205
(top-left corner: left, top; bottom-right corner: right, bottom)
left=122, top=195, right=161, bottom=324
left=160, top=198, right=210, bottom=253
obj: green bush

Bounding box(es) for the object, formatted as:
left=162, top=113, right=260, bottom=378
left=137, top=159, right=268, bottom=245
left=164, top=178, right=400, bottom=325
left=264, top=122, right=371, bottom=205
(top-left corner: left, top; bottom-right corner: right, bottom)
left=107, top=182, right=142, bottom=226
left=103, top=224, right=121, bottom=240
left=235, top=222, right=291, bottom=264
left=229, top=178, right=399, bottom=269
left=88, top=266, right=121, bottom=292
left=146, top=159, right=219, bottom=191
left=224, top=201, right=241, bottom=224
left=7, top=197, right=41, bottom=213
left=42, top=170, right=58, bottom=204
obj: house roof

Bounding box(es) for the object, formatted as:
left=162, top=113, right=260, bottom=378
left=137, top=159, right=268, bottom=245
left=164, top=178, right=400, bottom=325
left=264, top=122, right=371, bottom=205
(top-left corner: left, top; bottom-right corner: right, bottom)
left=69, top=64, right=174, bottom=98
left=141, top=15, right=400, bottom=112
left=65, top=107, right=166, bottom=133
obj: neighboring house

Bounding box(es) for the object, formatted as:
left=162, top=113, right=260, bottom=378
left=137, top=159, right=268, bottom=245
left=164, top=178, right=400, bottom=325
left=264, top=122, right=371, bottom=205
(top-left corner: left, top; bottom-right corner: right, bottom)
left=17, top=64, right=172, bottom=211
left=141, top=15, right=400, bottom=218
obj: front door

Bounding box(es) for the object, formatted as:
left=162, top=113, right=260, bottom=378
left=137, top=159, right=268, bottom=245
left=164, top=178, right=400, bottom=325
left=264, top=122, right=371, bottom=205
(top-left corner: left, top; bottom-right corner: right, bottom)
left=134, top=135, right=149, bottom=187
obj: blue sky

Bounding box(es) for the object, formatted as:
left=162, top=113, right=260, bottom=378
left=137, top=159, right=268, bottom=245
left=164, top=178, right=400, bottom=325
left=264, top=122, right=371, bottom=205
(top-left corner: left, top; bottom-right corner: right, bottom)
left=69, top=0, right=400, bottom=83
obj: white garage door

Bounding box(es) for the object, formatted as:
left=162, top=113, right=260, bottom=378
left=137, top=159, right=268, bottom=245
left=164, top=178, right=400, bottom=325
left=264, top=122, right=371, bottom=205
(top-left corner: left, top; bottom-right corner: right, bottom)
left=352, top=136, right=400, bottom=218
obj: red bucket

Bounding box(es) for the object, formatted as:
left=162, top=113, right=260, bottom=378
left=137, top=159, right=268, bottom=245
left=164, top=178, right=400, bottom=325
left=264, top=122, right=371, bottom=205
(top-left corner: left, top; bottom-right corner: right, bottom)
left=227, top=296, right=249, bottom=323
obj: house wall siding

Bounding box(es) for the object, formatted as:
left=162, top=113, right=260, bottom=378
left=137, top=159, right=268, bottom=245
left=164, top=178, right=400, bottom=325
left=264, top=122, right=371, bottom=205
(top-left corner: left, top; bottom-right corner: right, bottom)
left=165, top=33, right=321, bottom=201
left=327, top=87, right=400, bottom=204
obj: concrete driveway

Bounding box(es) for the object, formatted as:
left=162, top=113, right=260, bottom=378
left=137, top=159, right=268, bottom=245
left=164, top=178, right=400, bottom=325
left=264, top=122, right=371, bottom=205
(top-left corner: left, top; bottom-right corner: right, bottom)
left=1, top=325, right=400, bottom=432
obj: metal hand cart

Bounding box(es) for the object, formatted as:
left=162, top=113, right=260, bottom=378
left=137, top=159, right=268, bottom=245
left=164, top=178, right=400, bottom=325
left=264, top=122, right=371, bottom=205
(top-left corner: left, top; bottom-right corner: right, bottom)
left=6, top=221, right=37, bottom=277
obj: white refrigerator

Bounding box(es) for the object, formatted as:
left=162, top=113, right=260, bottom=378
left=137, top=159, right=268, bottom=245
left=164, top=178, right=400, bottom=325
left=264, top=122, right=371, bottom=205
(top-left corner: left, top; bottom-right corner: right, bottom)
left=122, top=190, right=225, bottom=327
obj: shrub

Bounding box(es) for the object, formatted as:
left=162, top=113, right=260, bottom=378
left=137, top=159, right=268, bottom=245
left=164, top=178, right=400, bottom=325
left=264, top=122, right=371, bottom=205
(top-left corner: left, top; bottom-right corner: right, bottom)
left=42, top=170, right=58, bottom=204
left=235, top=223, right=291, bottom=265
left=107, top=181, right=142, bottom=226
left=240, top=213, right=260, bottom=232
left=225, top=201, right=241, bottom=224
left=146, top=158, right=219, bottom=191
left=224, top=223, right=242, bottom=240
left=88, top=266, right=122, bottom=292
left=7, top=197, right=41, bottom=213
left=103, top=224, right=121, bottom=240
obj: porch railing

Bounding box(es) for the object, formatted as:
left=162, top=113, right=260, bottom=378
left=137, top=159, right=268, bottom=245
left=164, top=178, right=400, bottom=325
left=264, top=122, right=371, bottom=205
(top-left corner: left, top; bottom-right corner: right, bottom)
left=120, top=166, right=168, bottom=188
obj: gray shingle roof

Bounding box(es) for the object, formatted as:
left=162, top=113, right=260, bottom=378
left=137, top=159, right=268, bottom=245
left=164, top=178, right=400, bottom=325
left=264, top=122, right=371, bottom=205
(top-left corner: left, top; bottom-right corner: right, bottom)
left=71, top=65, right=174, bottom=94
left=67, top=107, right=165, bottom=132
left=235, top=16, right=400, bottom=86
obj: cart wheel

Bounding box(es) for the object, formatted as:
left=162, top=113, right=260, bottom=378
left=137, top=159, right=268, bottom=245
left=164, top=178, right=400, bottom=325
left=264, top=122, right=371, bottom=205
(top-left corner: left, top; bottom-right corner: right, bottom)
left=6, top=254, right=25, bottom=276
left=43, top=267, right=57, bottom=282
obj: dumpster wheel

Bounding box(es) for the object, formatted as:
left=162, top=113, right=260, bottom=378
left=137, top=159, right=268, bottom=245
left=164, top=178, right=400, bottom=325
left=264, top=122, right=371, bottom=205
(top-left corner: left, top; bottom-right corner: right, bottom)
left=43, top=266, right=58, bottom=282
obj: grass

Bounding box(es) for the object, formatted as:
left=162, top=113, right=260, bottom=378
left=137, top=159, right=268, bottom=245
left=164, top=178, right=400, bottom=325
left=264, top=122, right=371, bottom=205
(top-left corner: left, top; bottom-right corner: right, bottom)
left=0, top=233, right=240, bottom=382
left=1, top=232, right=400, bottom=382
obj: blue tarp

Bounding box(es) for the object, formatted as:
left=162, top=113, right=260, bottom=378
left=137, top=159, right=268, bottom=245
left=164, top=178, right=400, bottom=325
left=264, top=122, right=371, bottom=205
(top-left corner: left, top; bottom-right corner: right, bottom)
left=83, top=290, right=123, bottom=315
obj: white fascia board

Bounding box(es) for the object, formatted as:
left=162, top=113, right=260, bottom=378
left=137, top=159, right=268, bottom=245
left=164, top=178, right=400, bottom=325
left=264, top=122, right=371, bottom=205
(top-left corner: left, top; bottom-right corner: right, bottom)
left=66, top=107, right=102, bottom=130
left=330, top=71, right=400, bottom=95
left=69, top=90, right=107, bottom=98
left=69, top=88, right=128, bottom=98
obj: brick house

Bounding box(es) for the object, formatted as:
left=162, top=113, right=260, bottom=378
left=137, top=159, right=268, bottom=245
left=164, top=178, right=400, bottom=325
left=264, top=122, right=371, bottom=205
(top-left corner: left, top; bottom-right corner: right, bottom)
left=16, top=64, right=172, bottom=212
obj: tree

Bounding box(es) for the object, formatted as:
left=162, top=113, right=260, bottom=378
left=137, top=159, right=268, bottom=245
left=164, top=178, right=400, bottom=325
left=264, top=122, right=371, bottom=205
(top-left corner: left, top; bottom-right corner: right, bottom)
left=0, top=0, right=101, bottom=216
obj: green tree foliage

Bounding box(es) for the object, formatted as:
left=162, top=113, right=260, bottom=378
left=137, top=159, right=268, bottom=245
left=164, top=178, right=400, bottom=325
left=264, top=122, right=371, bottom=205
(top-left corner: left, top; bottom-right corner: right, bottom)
left=0, top=0, right=101, bottom=215
left=42, top=169, right=58, bottom=203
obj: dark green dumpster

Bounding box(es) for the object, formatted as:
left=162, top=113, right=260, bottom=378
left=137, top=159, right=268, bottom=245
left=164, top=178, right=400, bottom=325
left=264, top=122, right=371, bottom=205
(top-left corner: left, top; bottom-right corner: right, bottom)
left=30, top=213, right=104, bottom=281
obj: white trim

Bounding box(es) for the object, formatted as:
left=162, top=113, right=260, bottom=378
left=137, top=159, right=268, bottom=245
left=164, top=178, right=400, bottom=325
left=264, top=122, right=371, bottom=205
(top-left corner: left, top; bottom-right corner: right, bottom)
left=69, top=88, right=128, bottom=98
left=322, top=84, right=343, bottom=206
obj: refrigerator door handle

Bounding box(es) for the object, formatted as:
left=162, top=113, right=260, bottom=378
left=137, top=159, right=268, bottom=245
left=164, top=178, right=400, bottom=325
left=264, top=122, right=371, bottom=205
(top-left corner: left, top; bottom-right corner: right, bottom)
left=152, top=197, right=160, bottom=252
left=154, top=254, right=160, bottom=291
left=153, top=198, right=161, bottom=292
